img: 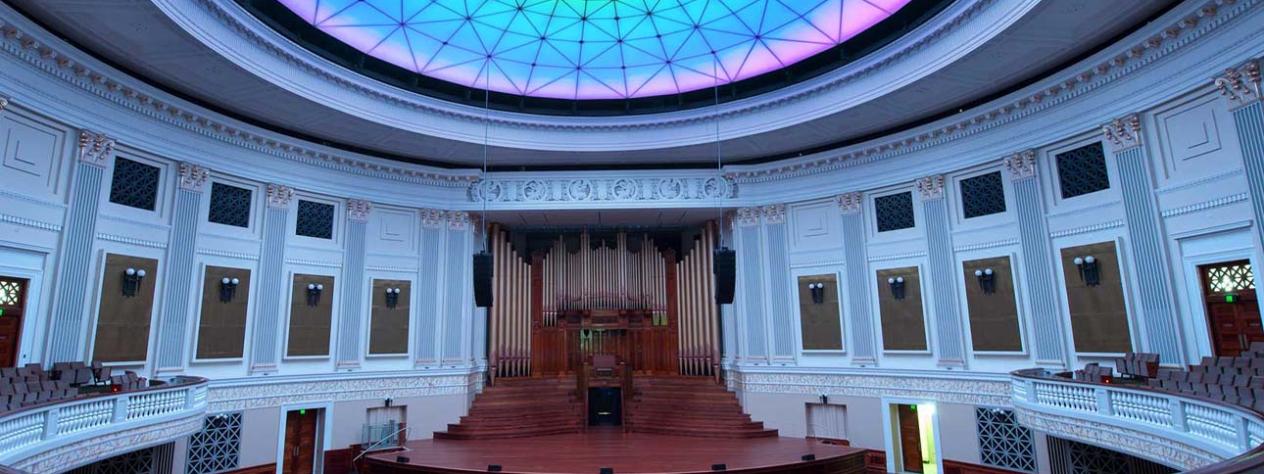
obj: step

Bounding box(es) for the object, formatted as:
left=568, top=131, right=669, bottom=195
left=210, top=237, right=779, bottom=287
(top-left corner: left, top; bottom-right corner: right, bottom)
left=627, top=425, right=778, bottom=439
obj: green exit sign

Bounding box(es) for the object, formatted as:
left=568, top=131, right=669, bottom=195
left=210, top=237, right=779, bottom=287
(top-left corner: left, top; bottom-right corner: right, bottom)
left=0, top=308, right=4, bottom=316
left=1226, top=294, right=1238, bottom=303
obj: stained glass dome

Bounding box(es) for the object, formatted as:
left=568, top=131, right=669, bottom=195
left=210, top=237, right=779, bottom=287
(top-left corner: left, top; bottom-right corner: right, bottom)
left=277, top=0, right=911, bottom=100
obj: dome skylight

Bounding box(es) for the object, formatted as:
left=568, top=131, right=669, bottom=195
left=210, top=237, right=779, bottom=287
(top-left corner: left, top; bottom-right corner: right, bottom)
left=277, top=0, right=910, bottom=100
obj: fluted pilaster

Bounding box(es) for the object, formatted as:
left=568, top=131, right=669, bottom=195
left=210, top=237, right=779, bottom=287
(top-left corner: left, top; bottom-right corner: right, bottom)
left=249, top=184, right=293, bottom=373
left=153, top=163, right=209, bottom=373
left=918, top=175, right=967, bottom=367
left=335, top=199, right=372, bottom=368
left=1005, top=151, right=1066, bottom=366
left=837, top=192, right=877, bottom=365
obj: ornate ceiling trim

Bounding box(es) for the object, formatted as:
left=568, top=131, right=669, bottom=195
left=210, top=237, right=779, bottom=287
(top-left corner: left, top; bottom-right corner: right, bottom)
left=469, top=175, right=734, bottom=205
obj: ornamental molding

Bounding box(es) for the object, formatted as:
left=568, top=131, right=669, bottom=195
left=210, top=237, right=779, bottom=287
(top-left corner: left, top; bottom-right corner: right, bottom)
left=1049, top=219, right=1125, bottom=238
left=178, top=162, right=209, bottom=192
left=76, top=131, right=115, bottom=167
left=1102, top=114, right=1143, bottom=151
left=916, top=175, right=946, bottom=200
left=727, top=369, right=1011, bottom=407
left=346, top=199, right=372, bottom=222
left=16, top=414, right=203, bottom=473
left=1215, top=58, right=1261, bottom=110
left=265, top=183, right=293, bottom=209
left=734, top=207, right=761, bottom=227
left=0, top=95, right=8, bottom=112
left=836, top=192, right=863, bottom=214
left=729, top=0, right=1250, bottom=183
left=0, top=213, right=62, bottom=232
left=1160, top=192, right=1249, bottom=218
left=206, top=372, right=479, bottom=411
left=1004, top=150, right=1037, bottom=180
left=420, top=208, right=446, bottom=228
left=761, top=204, right=787, bottom=224
left=1014, top=407, right=1217, bottom=471
left=469, top=176, right=734, bottom=203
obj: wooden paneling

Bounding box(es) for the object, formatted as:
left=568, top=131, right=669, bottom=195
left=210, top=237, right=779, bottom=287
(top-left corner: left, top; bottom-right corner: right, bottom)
left=962, top=257, right=1022, bottom=352
left=0, top=277, right=28, bottom=367
left=222, top=465, right=275, bottom=474
left=1060, top=242, right=1132, bottom=353
left=876, top=267, right=927, bottom=351
left=799, top=274, right=843, bottom=351
left=369, top=279, right=410, bottom=355
left=284, top=409, right=319, bottom=474
left=93, top=254, right=159, bottom=363
left=287, top=274, right=335, bottom=357
left=196, top=266, right=251, bottom=360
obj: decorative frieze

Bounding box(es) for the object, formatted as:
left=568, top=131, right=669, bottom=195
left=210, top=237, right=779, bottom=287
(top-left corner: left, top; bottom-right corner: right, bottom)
left=207, top=372, right=480, bottom=411
left=265, top=184, right=293, bottom=208
left=468, top=176, right=734, bottom=203
left=420, top=208, right=446, bottom=228
left=76, top=131, right=115, bottom=167
left=836, top=192, right=863, bottom=214
left=761, top=204, right=786, bottom=224
left=1014, top=408, right=1217, bottom=471
left=1215, top=59, right=1261, bottom=110
left=734, top=207, right=761, bottom=227
left=346, top=199, right=372, bottom=222
left=1004, top=150, right=1037, bottom=180
left=727, top=369, right=1012, bottom=407
left=177, top=162, right=209, bottom=192
left=1102, top=114, right=1143, bottom=151
left=916, top=175, right=946, bottom=200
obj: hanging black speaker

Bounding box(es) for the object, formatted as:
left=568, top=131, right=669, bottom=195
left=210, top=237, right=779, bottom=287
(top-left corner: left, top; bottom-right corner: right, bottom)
left=713, top=247, right=736, bottom=305
left=473, top=251, right=493, bottom=307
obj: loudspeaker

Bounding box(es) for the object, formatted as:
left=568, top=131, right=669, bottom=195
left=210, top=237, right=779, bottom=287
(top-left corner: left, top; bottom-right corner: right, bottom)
left=600, top=469, right=614, bottom=474
left=711, top=464, right=727, bottom=471
left=713, top=247, right=736, bottom=304
left=487, top=465, right=502, bottom=472
left=396, top=456, right=410, bottom=463
left=800, top=454, right=816, bottom=461
left=473, top=251, right=494, bottom=307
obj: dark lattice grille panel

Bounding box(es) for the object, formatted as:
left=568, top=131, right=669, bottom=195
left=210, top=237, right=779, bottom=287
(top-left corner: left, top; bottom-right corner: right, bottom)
left=1207, top=263, right=1254, bottom=294
left=208, top=183, right=252, bottom=228
left=874, top=192, right=914, bottom=232
left=1055, top=142, right=1110, bottom=199
left=976, top=408, right=1036, bottom=472
left=186, top=413, right=242, bottom=474
left=296, top=200, right=334, bottom=239
left=108, top=157, right=161, bottom=210
left=1048, top=437, right=1176, bottom=474
left=961, top=172, right=1006, bottom=218
left=69, top=442, right=172, bottom=474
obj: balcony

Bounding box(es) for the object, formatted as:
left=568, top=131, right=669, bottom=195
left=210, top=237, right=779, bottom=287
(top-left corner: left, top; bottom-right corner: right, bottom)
left=0, top=376, right=208, bottom=473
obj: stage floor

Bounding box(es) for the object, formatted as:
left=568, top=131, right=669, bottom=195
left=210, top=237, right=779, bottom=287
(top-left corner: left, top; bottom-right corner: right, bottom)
left=365, top=429, right=865, bottom=474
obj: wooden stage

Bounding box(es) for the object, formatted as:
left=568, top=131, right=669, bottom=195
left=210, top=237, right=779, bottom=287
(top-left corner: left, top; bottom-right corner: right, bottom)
left=362, top=429, right=866, bottom=474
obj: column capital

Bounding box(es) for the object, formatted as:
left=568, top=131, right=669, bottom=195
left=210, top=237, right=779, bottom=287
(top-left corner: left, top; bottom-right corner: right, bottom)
left=916, top=175, right=945, bottom=201
left=761, top=204, right=786, bottom=224
left=77, top=131, right=115, bottom=167
left=1102, top=114, right=1142, bottom=151
left=1004, top=150, right=1038, bottom=181
left=177, top=162, right=209, bottom=192
left=1215, top=59, right=1261, bottom=110
left=734, top=207, right=761, bottom=227
left=266, top=184, right=294, bottom=209
left=420, top=208, right=446, bottom=228
left=447, top=211, right=470, bottom=230
left=346, top=199, right=372, bottom=222
left=836, top=192, right=863, bottom=214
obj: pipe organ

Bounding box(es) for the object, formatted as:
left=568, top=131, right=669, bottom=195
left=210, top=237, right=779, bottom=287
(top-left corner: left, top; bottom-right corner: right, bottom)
left=486, top=224, right=721, bottom=380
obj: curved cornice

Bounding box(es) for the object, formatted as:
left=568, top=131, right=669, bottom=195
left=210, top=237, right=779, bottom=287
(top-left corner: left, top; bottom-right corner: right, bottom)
left=152, top=0, right=1019, bottom=152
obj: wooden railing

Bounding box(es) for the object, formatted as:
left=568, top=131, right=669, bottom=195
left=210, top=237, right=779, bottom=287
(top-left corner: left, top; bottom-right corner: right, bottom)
left=0, top=376, right=208, bottom=472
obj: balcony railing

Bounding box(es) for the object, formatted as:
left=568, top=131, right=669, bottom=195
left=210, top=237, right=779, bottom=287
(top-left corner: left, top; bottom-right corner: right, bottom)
left=1012, top=368, right=1264, bottom=472
left=0, top=376, right=208, bottom=472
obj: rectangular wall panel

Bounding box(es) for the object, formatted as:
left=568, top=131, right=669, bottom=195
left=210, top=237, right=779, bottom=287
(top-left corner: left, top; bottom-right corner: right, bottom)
left=93, top=254, right=159, bottom=363
left=196, top=266, right=251, bottom=360
left=286, top=274, right=335, bottom=357
left=798, top=274, right=843, bottom=351
left=962, top=257, right=1022, bottom=352
left=1060, top=242, right=1132, bottom=353
left=876, top=266, right=927, bottom=351
left=369, top=279, right=411, bottom=355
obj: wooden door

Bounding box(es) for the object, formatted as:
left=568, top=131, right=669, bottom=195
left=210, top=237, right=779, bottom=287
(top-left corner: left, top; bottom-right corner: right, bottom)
left=1201, top=262, right=1262, bottom=356
left=283, top=409, right=319, bottom=474
left=896, top=404, right=923, bottom=473
left=0, top=277, right=28, bottom=368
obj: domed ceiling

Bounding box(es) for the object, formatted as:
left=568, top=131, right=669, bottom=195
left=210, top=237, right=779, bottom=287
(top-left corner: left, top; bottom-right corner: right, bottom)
left=277, top=0, right=910, bottom=100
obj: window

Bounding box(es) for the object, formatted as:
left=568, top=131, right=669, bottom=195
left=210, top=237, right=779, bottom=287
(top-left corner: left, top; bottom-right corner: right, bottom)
left=960, top=171, right=1005, bottom=218
left=1055, top=142, right=1110, bottom=199
left=1206, top=263, right=1254, bottom=294
left=108, top=157, right=161, bottom=210
left=874, top=192, right=914, bottom=232
left=208, top=183, right=252, bottom=228
left=806, top=403, right=847, bottom=441
left=976, top=408, right=1036, bottom=472
left=296, top=200, right=335, bottom=239
left=186, top=413, right=242, bottom=474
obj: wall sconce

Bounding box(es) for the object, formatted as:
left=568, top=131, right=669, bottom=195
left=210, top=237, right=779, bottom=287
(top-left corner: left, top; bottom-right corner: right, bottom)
left=385, top=287, right=401, bottom=309
left=1073, top=255, right=1100, bottom=287
left=887, top=276, right=906, bottom=300
left=808, top=283, right=825, bottom=304
left=306, top=283, right=324, bottom=306
left=974, top=268, right=995, bottom=295
left=121, top=267, right=146, bottom=297
left=219, top=277, right=240, bottom=303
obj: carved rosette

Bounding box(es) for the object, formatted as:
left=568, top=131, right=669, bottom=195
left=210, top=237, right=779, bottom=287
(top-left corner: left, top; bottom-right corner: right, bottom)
left=916, top=175, right=946, bottom=200
left=1102, top=114, right=1142, bottom=151
left=1215, top=59, right=1261, bottom=110
left=1004, top=150, right=1038, bottom=180
left=447, top=211, right=470, bottom=230
left=734, top=207, right=761, bottom=227
left=836, top=192, right=863, bottom=214
left=0, top=95, right=9, bottom=113
left=420, top=208, right=446, bottom=228
left=265, top=184, right=294, bottom=209
left=177, top=162, right=209, bottom=192
left=77, top=131, right=115, bottom=167
left=761, top=204, right=786, bottom=224
left=346, top=199, right=372, bottom=222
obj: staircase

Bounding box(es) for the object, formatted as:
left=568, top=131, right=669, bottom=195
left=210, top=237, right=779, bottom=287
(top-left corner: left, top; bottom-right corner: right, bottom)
left=626, top=377, right=778, bottom=438
left=434, top=377, right=583, bottom=440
